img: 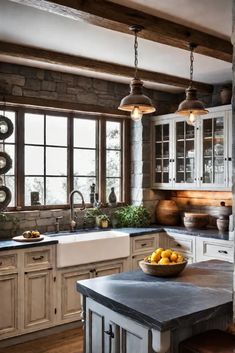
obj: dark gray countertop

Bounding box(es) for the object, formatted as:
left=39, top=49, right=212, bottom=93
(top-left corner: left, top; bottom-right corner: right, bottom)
left=0, top=236, right=58, bottom=251
left=77, top=260, right=233, bottom=332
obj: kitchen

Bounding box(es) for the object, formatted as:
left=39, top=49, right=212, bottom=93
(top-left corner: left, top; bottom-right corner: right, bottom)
left=0, top=0, right=234, bottom=352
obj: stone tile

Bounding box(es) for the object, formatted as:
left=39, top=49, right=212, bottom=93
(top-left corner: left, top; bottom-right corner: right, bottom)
left=25, top=78, right=40, bottom=90
left=12, top=85, right=23, bottom=96
left=41, top=80, right=56, bottom=91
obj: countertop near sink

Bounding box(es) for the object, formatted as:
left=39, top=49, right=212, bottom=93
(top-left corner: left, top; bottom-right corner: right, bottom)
left=118, top=226, right=230, bottom=240
left=0, top=236, right=58, bottom=251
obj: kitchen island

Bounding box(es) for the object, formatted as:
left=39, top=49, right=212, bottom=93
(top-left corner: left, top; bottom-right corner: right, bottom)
left=77, top=260, right=233, bottom=353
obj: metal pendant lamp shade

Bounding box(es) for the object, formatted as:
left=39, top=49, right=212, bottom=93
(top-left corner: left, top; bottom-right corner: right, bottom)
left=118, top=25, right=156, bottom=121
left=176, top=44, right=208, bottom=125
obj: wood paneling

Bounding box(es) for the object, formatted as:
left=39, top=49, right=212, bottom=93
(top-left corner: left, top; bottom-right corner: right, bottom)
left=7, top=0, right=232, bottom=62
left=0, top=327, right=83, bottom=353
left=0, top=41, right=213, bottom=92
left=171, top=190, right=232, bottom=207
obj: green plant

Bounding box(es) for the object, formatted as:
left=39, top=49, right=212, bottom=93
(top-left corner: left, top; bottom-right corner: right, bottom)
left=96, top=214, right=110, bottom=222
left=114, top=205, right=151, bottom=228
left=84, top=207, right=103, bottom=220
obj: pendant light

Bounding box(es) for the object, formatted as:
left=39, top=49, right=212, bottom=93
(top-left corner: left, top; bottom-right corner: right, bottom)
left=176, top=43, right=208, bottom=126
left=118, top=25, right=156, bottom=121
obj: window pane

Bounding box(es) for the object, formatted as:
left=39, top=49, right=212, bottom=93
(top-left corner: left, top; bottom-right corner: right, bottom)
left=74, top=176, right=96, bottom=203
left=106, top=178, right=121, bottom=202
left=25, top=113, right=44, bottom=145
left=25, top=176, right=44, bottom=206
left=74, top=149, right=96, bottom=176
left=5, top=176, right=15, bottom=207
left=46, top=177, right=67, bottom=205
left=25, top=146, right=44, bottom=175
left=3, top=144, right=15, bottom=175
left=74, top=119, right=96, bottom=148
left=46, top=147, right=67, bottom=176
left=0, top=111, right=15, bottom=143
left=106, top=121, right=121, bottom=149
left=46, top=116, right=67, bottom=146
left=106, top=150, right=121, bottom=177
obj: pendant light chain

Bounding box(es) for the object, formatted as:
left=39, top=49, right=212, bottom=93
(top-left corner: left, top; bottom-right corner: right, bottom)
left=134, top=29, right=139, bottom=79
left=189, top=45, right=194, bottom=88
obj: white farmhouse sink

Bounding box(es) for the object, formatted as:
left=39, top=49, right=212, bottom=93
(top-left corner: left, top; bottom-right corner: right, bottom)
left=56, top=230, right=130, bottom=268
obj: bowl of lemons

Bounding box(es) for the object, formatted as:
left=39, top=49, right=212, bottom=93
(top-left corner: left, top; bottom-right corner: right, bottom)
left=139, top=248, right=187, bottom=277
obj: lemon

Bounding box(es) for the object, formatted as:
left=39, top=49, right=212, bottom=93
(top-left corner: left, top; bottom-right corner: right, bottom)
left=170, top=252, right=178, bottom=262
left=161, top=249, right=172, bottom=258
left=151, top=251, right=161, bottom=263
left=158, top=257, right=170, bottom=265
left=176, top=255, right=185, bottom=263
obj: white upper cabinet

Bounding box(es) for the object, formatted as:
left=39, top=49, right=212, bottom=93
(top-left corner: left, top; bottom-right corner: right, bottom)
left=151, top=105, right=232, bottom=191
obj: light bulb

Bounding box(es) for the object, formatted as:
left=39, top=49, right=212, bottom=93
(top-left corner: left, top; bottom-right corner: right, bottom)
left=131, top=106, right=143, bottom=121
left=187, top=112, right=197, bottom=126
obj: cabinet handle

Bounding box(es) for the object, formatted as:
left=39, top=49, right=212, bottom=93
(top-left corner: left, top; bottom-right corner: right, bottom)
left=104, top=326, right=114, bottom=339
left=173, top=178, right=175, bottom=181
left=89, top=269, right=95, bottom=273
left=176, top=243, right=181, bottom=247
left=32, top=255, right=44, bottom=261
left=224, top=158, right=227, bottom=161
left=228, top=157, right=232, bottom=161
left=0, top=261, right=2, bottom=266
left=141, top=243, right=147, bottom=247
left=218, top=250, right=228, bottom=254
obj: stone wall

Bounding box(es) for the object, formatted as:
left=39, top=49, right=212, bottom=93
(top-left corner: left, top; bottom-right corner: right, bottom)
left=0, top=62, right=180, bottom=114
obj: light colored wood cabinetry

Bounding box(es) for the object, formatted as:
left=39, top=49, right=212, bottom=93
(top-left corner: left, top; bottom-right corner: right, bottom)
left=163, top=232, right=196, bottom=263
left=131, top=233, right=159, bottom=270
left=196, top=237, right=234, bottom=262
left=0, top=245, right=56, bottom=340
left=57, top=258, right=128, bottom=324
left=151, top=105, right=232, bottom=191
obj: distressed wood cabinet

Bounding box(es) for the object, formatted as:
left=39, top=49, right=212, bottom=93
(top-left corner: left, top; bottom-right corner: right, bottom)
left=151, top=105, right=232, bottom=191
left=57, top=258, right=128, bottom=324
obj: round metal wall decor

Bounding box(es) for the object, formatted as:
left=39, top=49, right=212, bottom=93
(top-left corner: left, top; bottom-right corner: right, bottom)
left=0, top=152, right=12, bottom=175
left=0, top=185, right=12, bottom=210
left=0, top=115, right=14, bottom=140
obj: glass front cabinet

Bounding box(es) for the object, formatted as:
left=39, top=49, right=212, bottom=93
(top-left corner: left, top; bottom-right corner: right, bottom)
left=151, top=105, right=232, bottom=190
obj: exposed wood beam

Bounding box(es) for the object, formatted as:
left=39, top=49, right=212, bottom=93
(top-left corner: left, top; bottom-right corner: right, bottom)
left=0, top=41, right=213, bottom=92
left=0, top=95, right=128, bottom=118
left=7, top=0, right=232, bottom=62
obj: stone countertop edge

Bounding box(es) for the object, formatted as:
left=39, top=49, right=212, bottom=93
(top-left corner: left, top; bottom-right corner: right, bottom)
left=118, top=226, right=230, bottom=240
left=0, top=237, right=58, bottom=251
left=77, top=260, right=233, bottom=332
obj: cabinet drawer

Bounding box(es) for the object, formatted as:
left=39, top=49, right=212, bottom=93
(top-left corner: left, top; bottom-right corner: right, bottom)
left=196, top=238, right=234, bottom=262
left=0, top=253, right=17, bottom=273
left=131, top=252, right=150, bottom=271
left=24, top=247, right=52, bottom=270
left=167, top=234, right=194, bottom=254
left=132, top=235, right=157, bottom=255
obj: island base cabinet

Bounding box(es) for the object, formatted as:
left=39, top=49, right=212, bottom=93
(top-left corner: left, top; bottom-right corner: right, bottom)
left=85, top=298, right=151, bottom=353
left=0, top=274, right=18, bottom=338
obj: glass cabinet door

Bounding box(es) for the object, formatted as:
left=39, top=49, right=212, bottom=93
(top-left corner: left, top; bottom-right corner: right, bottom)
left=202, top=116, right=225, bottom=185
left=175, top=121, right=196, bottom=184
left=154, top=123, right=170, bottom=184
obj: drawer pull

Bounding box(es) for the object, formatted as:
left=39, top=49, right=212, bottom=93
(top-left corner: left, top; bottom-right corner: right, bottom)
left=218, top=250, right=228, bottom=254
left=0, top=261, right=2, bottom=266
left=141, top=243, right=147, bottom=247
left=32, top=255, right=44, bottom=261
left=176, top=243, right=181, bottom=247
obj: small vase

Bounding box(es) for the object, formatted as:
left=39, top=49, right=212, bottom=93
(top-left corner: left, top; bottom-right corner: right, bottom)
left=220, top=85, right=232, bottom=105
left=108, top=187, right=117, bottom=207
left=100, top=220, right=109, bottom=229
left=217, top=218, right=229, bottom=233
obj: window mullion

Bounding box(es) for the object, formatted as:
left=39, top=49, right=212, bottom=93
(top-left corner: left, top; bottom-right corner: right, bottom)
left=68, top=113, right=74, bottom=200
left=123, top=119, right=131, bottom=204
left=99, top=118, right=106, bottom=205
left=16, top=108, right=25, bottom=208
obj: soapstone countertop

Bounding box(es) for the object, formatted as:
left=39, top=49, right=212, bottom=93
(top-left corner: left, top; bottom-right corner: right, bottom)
left=77, top=260, right=233, bottom=332
left=0, top=236, right=58, bottom=251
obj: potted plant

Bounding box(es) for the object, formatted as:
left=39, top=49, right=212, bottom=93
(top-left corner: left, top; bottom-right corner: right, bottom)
left=114, top=205, right=151, bottom=228
left=96, top=214, right=110, bottom=229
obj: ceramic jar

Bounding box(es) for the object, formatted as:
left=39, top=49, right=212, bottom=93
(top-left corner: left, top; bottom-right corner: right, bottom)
left=156, top=200, right=180, bottom=226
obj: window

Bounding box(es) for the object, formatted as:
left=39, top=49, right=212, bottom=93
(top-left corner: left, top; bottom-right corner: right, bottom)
left=24, top=113, right=68, bottom=206
left=106, top=121, right=122, bottom=202
left=0, top=110, right=16, bottom=207
left=0, top=107, right=129, bottom=209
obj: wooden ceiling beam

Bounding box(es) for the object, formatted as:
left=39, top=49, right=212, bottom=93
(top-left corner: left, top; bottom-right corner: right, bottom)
left=0, top=41, right=213, bottom=92
left=7, top=0, right=232, bottom=62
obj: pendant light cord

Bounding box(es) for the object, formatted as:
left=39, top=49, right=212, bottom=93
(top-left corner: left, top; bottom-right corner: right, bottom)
left=189, top=43, right=197, bottom=88
left=134, top=29, right=138, bottom=79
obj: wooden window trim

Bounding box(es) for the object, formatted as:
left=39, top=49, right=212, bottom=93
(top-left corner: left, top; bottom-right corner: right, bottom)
left=1, top=105, right=130, bottom=211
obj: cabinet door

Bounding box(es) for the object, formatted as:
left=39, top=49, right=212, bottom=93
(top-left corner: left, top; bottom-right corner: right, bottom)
left=152, top=121, right=173, bottom=188
left=24, top=269, right=54, bottom=331
left=174, top=119, right=198, bottom=188
left=200, top=113, right=227, bottom=189
left=0, top=274, right=18, bottom=337
left=95, top=261, right=124, bottom=277
left=131, top=252, right=150, bottom=271
left=59, top=268, right=91, bottom=323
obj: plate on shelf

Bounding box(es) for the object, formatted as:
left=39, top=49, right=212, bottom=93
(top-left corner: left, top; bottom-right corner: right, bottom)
left=12, top=235, right=44, bottom=242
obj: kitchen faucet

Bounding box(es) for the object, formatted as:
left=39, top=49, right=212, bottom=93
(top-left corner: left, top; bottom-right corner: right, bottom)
left=69, top=190, right=86, bottom=232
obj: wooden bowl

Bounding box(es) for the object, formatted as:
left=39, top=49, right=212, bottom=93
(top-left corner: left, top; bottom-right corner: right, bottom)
left=183, top=216, right=209, bottom=230
left=139, top=260, right=187, bottom=277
